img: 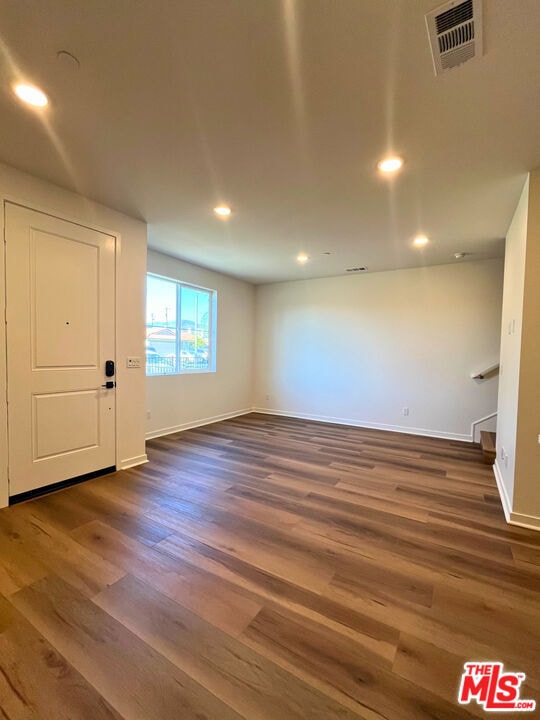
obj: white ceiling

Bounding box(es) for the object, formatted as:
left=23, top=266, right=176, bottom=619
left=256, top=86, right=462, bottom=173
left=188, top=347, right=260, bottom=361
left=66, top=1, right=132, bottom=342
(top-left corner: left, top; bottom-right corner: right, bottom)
left=0, top=0, right=539, bottom=284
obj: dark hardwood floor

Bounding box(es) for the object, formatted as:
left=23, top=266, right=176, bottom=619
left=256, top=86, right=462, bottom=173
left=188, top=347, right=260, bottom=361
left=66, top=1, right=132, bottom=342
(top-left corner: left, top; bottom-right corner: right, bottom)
left=0, top=413, right=538, bottom=719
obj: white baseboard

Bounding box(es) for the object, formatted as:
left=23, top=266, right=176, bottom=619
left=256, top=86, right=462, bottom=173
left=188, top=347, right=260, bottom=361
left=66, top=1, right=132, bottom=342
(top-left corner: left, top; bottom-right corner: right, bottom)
left=493, top=460, right=512, bottom=523
left=251, top=407, right=472, bottom=442
left=146, top=408, right=252, bottom=440
left=507, top=512, right=540, bottom=531
left=119, top=454, right=148, bottom=470
left=492, top=460, right=540, bottom=531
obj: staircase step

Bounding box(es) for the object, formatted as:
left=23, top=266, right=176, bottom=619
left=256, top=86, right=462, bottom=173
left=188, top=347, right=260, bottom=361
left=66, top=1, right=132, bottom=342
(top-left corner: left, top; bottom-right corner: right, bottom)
left=480, top=431, right=496, bottom=465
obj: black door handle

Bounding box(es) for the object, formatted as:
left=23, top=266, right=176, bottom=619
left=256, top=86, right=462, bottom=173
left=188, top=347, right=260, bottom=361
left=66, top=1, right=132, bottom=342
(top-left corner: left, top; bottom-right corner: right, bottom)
left=101, top=381, right=116, bottom=389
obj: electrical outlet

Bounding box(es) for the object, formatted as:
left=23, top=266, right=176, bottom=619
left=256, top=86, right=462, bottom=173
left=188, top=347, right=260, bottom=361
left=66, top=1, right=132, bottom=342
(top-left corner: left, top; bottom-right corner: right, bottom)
left=402, top=407, right=409, bottom=416
left=265, top=394, right=270, bottom=402
left=146, top=411, right=151, bottom=420
left=127, top=356, right=142, bottom=368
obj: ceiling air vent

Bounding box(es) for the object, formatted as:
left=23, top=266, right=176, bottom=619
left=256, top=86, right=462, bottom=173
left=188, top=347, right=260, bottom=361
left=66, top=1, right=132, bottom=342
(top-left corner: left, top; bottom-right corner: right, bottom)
left=346, top=266, right=368, bottom=273
left=425, top=0, right=483, bottom=76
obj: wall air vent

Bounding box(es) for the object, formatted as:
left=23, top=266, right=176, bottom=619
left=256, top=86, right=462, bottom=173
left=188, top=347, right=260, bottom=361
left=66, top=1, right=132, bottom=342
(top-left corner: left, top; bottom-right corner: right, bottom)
left=425, top=0, right=483, bottom=76
left=346, top=267, right=368, bottom=273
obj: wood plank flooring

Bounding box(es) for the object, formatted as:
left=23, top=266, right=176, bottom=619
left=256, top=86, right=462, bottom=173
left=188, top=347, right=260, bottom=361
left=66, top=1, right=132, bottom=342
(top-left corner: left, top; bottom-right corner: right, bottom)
left=0, top=412, right=539, bottom=719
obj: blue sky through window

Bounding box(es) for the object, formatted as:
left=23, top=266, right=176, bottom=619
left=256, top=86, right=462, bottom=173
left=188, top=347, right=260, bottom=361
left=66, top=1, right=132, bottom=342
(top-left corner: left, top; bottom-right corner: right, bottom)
left=146, top=276, right=209, bottom=328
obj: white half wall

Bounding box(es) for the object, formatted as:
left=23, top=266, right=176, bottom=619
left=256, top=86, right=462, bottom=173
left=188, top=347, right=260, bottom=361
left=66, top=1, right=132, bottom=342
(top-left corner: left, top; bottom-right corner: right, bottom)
left=495, top=178, right=528, bottom=506
left=514, top=170, right=540, bottom=522
left=495, top=170, right=540, bottom=529
left=254, top=259, right=504, bottom=441
left=0, top=161, right=147, bottom=508
left=146, top=250, right=255, bottom=438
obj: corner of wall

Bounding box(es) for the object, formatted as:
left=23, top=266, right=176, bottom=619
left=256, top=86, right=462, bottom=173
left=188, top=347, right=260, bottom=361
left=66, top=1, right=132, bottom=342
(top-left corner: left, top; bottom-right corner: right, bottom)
left=119, top=454, right=148, bottom=470
left=492, top=460, right=512, bottom=523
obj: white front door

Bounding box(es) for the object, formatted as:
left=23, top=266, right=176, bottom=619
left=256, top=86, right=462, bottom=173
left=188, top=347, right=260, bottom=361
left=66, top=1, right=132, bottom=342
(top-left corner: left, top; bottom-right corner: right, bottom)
left=5, top=203, right=116, bottom=496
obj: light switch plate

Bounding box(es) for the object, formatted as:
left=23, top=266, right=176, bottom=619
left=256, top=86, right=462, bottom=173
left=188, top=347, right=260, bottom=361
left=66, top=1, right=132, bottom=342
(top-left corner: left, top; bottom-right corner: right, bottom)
left=127, top=356, right=142, bottom=368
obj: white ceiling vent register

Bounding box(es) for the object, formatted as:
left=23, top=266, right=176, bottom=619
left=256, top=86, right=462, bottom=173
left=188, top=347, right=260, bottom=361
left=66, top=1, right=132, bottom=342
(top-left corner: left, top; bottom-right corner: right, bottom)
left=425, top=0, right=483, bottom=75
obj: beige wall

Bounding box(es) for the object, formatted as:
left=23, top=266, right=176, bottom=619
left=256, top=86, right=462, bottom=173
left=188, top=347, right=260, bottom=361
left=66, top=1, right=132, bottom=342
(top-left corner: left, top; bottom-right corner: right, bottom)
left=254, top=259, right=503, bottom=440
left=0, top=162, right=147, bottom=508
left=146, top=250, right=255, bottom=437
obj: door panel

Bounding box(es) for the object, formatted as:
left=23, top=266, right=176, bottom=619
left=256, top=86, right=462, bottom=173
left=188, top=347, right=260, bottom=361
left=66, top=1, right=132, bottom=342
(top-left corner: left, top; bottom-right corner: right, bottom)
left=5, top=203, right=116, bottom=496
left=33, top=391, right=99, bottom=459
left=33, top=231, right=99, bottom=368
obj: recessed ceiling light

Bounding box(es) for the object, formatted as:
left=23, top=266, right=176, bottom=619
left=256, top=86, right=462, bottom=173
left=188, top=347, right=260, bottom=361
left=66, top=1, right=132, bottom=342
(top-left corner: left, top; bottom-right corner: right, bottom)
left=377, top=156, right=403, bottom=174
left=296, top=253, right=309, bottom=264
left=213, top=206, right=231, bottom=217
left=13, top=83, right=48, bottom=107
left=413, top=235, right=429, bottom=247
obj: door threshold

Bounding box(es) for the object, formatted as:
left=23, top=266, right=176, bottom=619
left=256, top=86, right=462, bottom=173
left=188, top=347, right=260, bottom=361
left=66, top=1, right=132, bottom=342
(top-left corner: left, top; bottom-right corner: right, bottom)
left=9, top=466, right=117, bottom=505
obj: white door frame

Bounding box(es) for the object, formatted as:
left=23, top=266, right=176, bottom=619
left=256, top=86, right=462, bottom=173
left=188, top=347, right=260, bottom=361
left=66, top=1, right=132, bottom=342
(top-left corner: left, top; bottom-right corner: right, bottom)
left=0, top=195, right=122, bottom=508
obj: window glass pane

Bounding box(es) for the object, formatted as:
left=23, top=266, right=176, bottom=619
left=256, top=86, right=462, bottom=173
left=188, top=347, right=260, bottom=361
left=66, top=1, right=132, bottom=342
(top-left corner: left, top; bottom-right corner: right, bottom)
left=180, top=286, right=210, bottom=371
left=146, top=275, right=178, bottom=375
left=146, top=273, right=215, bottom=376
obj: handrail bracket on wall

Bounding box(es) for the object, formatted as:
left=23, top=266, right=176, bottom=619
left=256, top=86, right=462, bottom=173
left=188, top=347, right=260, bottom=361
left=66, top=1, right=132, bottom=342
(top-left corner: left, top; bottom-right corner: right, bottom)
left=471, top=363, right=500, bottom=380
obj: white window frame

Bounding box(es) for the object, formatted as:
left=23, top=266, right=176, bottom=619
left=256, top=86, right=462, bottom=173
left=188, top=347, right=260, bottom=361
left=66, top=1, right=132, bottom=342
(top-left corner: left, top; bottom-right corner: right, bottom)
left=146, top=273, right=217, bottom=376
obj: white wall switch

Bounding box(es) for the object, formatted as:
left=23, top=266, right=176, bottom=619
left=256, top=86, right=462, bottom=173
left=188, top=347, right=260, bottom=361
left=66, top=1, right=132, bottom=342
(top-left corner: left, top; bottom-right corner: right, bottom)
left=127, top=356, right=142, bottom=368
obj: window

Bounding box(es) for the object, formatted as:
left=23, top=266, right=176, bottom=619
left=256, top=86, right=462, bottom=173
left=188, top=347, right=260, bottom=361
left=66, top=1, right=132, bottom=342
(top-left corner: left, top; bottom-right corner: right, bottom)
left=146, top=274, right=216, bottom=376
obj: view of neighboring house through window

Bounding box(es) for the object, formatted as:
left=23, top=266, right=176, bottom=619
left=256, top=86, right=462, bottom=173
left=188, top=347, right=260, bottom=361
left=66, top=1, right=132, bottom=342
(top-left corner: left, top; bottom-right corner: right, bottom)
left=146, top=274, right=216, bottom=375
